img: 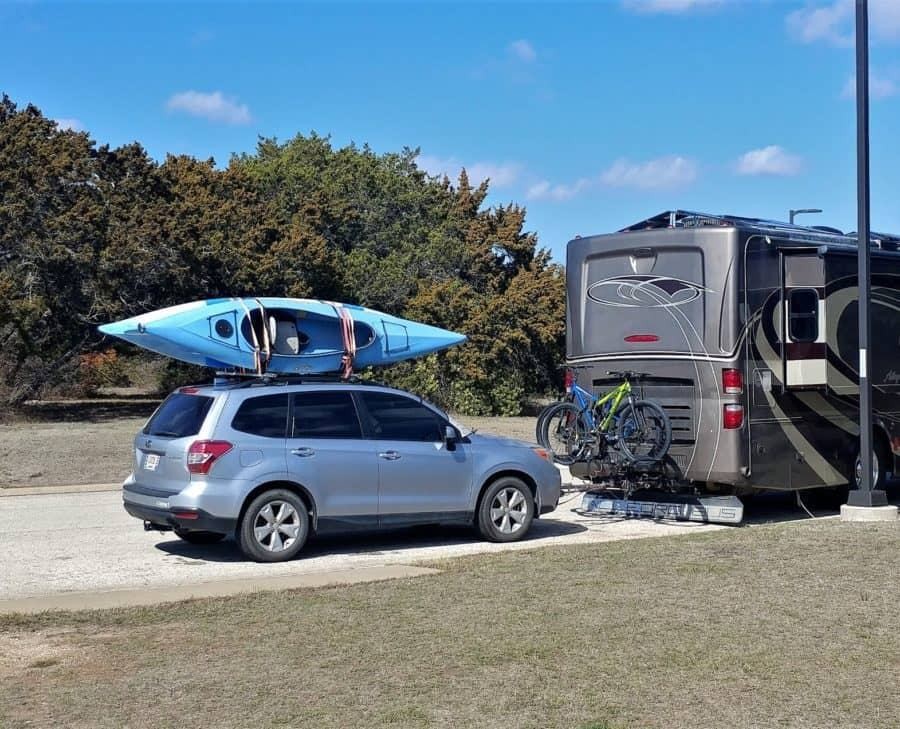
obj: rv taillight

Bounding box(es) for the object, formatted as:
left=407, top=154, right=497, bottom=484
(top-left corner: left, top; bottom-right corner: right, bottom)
left=723, top=404, right=744, bottom=430
left=564, top=369, right=575, bottom=393
left=722, top=368, right=743, bottom=395
left=187, top=440, right=233, bottom=475
left=624, top=334, right=659, bottom=343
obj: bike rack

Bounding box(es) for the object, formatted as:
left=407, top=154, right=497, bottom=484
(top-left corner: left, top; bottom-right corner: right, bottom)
left=577, top=489, right=744, bottom=525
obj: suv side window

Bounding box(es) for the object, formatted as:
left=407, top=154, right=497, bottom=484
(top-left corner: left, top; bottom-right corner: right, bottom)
left=231, top=394, right=290, bottom=438
left=357, top=391, right=444, bottom=442
left=291, top=391, right=362, bottom=439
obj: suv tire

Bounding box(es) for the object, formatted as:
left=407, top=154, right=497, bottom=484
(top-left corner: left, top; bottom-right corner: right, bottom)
left=174, top=529, right=226, bottom=545
left=238, top=489, right=310, bottom=562
left=477, top=477, right=534, bottom=543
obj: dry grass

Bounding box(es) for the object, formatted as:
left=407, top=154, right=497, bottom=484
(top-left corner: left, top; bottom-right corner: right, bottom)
left=0, top=415, right=148, bottom=487
left=1, top=520, right=898, bottom=729
left=0, top=407, right=536, bottom=488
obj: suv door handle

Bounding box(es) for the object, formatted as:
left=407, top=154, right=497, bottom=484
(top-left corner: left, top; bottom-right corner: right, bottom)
left=378, top=450, right=401, bottom=461
left=291, top=447, right=316, bottom=458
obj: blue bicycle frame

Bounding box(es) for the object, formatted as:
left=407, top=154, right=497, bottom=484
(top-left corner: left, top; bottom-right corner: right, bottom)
left=568, top=381, right=598, bottom=428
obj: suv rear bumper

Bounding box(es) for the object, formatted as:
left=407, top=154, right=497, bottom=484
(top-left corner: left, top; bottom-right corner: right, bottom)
left=123, top=502, right=236, bottom=535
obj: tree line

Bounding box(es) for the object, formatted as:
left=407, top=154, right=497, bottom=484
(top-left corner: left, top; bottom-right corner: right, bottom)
left=0, top=95, right=565, bottom=414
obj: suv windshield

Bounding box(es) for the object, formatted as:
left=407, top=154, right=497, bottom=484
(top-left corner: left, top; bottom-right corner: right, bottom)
left=143, top=393, right=214, bottom=438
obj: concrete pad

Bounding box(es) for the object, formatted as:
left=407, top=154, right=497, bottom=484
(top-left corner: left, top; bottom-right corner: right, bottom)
left=0, top=564, right=440, bottom=615
left=839, top=504, right=899, bottom=522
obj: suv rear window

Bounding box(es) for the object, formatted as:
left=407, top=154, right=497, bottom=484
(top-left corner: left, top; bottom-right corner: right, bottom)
left=232, top=394, right=290, bottom=438
left=144, top=393, right=214, bottom=438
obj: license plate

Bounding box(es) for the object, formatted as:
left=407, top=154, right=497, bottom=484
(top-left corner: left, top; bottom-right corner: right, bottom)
left=143, top=454, right=160, bottom=471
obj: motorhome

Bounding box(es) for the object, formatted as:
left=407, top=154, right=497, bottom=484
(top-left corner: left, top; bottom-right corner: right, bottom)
left=566, top=210, right=900, bottom=494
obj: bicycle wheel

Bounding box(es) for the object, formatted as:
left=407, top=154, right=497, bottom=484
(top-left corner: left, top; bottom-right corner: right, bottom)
left=539, top=402, right=588, bottom=464
left=534, top=401, right=561, bottom=444
left=616, top=400, right=671, bottom=462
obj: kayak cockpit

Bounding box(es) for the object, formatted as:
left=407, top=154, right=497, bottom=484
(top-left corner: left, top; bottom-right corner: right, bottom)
left=240, top=308, right=376, bottom=357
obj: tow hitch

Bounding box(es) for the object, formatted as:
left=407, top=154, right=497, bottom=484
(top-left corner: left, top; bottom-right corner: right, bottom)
left=143, top=520, right=173, bottom=533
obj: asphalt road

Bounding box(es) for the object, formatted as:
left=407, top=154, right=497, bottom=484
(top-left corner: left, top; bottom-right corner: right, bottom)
left=0, top=486, right=736, bottom=609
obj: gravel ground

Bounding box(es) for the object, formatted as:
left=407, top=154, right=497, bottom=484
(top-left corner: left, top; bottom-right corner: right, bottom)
left=0, top=487, right=724, bottom=607
left=0, top=411, right=539, bottom=489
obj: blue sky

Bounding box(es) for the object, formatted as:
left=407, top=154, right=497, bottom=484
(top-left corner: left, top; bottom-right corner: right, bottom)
left=3, top=0, right=900, bottom=260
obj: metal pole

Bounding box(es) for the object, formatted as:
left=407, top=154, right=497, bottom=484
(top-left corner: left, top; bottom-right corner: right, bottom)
left=848, top=0, right=887, bottom=507
left=789, top=208, right=822, bottom=225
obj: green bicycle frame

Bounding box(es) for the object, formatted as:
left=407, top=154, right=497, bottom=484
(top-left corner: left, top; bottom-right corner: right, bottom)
left=594, top=380, right=631, bottom=432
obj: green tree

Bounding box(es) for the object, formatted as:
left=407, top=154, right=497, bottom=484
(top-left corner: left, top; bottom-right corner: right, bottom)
left=0, top=99, right=565, bottom=413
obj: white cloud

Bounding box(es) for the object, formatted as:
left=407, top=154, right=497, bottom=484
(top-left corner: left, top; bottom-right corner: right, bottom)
left=508, top=39, right=537, bottom=63
left=787, top=0, right=900, bottom=46
left=841, top=72, right=899, bottom=99
left=623, top=0, right=723, bottom=14
left=786, top=0, right=853, bottom=46
left=600, top=156, right=698, bottom=189
left=526, top=178, right=592, bottom=202
left=166, top=90, right=252, bottom=125
left=416, top=154, right=522, bottom=188
left=53, top=118, right=84, bottom=132
left=735, top=145, right=804, bottom=176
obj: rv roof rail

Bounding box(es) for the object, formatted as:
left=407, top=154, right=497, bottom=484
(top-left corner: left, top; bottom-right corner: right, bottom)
left=618, top=210, right=871, bottom=245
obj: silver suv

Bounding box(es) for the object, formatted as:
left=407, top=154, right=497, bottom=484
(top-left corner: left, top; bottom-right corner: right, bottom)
left=123, top=380, right=561, bottom=561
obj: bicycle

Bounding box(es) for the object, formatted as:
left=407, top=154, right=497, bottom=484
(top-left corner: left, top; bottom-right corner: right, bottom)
left=534, top=365, right=594, bottom=444
left=538, top=370, right=671, bottom=466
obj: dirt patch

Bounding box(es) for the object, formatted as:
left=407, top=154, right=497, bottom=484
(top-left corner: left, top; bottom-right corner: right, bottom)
left=454, top=415, right=537, bottom=443
left=0, top=629, right=80, bottom=680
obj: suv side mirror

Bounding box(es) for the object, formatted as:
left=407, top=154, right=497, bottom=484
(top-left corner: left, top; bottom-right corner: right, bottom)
left=444, top=424, right=459, bottom=451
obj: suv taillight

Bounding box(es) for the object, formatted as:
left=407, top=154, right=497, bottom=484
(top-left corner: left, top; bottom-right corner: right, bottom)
left=187, top=440, right=233, bottom=475
left=722, top=368, right=743, bottom=395
left=564, top=369, right=574, bottom=393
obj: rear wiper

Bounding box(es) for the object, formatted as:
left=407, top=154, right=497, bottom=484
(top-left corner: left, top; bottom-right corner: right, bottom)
left=149, top=430, right=182, bottom=437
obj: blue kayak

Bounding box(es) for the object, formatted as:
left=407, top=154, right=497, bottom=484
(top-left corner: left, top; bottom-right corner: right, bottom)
left=98, top=298, right=466, bottom=374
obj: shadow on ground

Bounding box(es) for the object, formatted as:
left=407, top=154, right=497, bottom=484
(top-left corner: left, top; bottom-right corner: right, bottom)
left=154, top=518, right=588, bottom=563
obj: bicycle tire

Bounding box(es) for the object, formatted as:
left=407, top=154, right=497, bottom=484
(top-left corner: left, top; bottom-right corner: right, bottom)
left=534, top=401, right=561, bottom=444
left=616, top=400, right=671, bottom=462
left=539, top=401, right=589, bottom=464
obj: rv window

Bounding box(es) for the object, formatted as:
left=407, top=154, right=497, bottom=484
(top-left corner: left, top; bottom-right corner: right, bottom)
left=789, top=289, right=818, bottom=343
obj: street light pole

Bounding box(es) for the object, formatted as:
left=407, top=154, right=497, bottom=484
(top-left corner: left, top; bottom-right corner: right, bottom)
left=789, top=208, right=822, bottom=225
left=848, top=0, right=887, bottom=507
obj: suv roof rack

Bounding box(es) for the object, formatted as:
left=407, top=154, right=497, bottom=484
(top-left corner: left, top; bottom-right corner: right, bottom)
left=209, top=371, right=390, bottom=390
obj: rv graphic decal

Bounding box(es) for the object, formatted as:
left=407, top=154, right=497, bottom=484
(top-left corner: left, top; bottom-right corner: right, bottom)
left=586, top=275, right=711, bottom=309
